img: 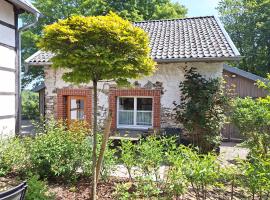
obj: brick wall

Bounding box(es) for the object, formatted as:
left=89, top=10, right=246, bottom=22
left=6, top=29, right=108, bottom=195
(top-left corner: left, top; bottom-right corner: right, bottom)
left=57, top=88, right=92, bottom=125
left=109, top=87, right=161, bottom=130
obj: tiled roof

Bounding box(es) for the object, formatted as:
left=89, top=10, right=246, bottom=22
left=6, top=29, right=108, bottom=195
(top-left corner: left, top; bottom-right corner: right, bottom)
left=9, top=0, right=40, bottom=14
left=25, top=16, right=241, bottom=65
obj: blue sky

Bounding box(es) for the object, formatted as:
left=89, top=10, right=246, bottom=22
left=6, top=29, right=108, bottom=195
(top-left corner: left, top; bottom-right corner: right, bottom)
left=176, top=0, right=221, bottom=17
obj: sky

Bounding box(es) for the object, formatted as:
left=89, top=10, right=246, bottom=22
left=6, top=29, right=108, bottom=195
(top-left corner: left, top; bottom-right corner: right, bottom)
left=176, top=0, right=221, bottom=17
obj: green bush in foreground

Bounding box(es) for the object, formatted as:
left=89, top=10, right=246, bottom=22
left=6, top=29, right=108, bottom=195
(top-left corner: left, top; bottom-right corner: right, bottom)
left=0, top=137, right=29, bottom=176
left=29, top=121, right=91, bottom=182
left=25, top=175, right=55, bottom=200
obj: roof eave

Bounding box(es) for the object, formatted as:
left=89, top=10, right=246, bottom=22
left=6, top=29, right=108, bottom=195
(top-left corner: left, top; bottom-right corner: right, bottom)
left=155, top=56, right=242, bottom=63
left=9, top=0, right=40, bottom=14
left=25, top=56, right=242, bottom=66
left=213, top=16, right=241, bottom=57
left=25, top=62, right=53, bottom=66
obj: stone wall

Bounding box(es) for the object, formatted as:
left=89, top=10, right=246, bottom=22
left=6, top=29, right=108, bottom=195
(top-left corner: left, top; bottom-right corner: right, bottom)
left=44, top=61, right=223, bottom=128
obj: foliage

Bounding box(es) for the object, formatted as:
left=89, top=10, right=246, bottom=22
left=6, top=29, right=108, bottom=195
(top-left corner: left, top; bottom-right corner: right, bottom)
left=21, top=0, right=186, bottom=88
left=232, top=75, right=270, bottom=157
left=0, top=137, right=29, bottom=176
left=137, top=136, right=164, bottom=182
left=21, top=90, right=39, bottom=120
left=25, top=175, right=55, bottom=200
left=28, top=120, right=90, bottom=182
left=239, top=156, right=270, bottom=200
left=119, top=140, right=137, bottom=180
left=38, top=12, right=155, bottom=85
left=174, top=67, right=228, bottom=153
left=217, top=0, right=270, bottom=77
left=168, top=145, right=222, bottom=200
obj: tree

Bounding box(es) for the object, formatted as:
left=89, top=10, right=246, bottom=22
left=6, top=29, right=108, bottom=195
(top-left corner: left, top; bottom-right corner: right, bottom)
left=21, top=0, right=187, bottom=89
left=217, top=0, right=270, bottom=77
left=38, top=12, right=156, bottom=199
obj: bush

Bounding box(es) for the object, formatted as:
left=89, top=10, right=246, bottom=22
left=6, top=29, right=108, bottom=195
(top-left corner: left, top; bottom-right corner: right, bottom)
left=22, top=90, right=39, bottom=120
left=239, top=156, right=270, bottom=200
left=167, top=145, right=221, bottom=200
left=119, top=140, right=137, bottom=180
left=174, top=67, right=228, bottom=153
left=28, top=120, right=90, bottom=182
left=0, top=137, right=29, bottom=176
left=137, top=136, right=164, bottom=181
left=231, top=75, right=270, bottom=158
left=25, top=175, right=55, bottom=200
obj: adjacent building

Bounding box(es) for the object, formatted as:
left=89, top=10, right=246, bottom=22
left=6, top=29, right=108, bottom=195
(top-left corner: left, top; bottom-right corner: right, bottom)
left=0, top=0, right=39, bottom=137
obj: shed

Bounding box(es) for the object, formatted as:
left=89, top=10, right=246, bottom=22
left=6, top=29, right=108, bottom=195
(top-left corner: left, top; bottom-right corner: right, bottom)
left=222, top=64, right=268, bottom=141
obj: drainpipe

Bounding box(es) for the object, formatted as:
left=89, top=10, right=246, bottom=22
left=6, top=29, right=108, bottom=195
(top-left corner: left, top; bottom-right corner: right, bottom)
left=16, top=12, right=41, bottom=134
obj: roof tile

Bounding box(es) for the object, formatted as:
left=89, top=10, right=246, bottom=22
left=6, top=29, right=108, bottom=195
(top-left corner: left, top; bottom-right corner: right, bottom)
left=25, top=16, right=240, bottom=65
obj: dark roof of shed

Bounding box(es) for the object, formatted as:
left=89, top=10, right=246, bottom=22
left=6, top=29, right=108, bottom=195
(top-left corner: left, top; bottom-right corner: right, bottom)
left=25, top=16, right=241, bottom=65
left=32, top=83, right=45, bottom=92
left=223, top=64, right=267, bottom=82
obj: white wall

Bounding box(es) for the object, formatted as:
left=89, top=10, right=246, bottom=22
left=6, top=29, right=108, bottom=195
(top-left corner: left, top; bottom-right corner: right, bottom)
left=0, top=1, right=15, bottom=25
left=0, top=46, right=16, bottom=69
left=44, top=61, right=223, bottom=128
left=0, top=1, right=16, bottom=138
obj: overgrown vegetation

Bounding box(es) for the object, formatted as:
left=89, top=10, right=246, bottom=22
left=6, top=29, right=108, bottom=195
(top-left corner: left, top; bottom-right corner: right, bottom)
left=1, top=123, right=270, bottom=199
left=232, top=75, right=270, bottom=158
left=174, top=67, right=228, bottom=153
left=21, top=90, right=39, bottom=120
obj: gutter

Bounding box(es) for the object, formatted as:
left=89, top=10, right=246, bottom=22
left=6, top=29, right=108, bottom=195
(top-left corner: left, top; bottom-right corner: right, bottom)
left=16, top=12, right=41, bottom=134
left=155, top=56, right=243, bottom=64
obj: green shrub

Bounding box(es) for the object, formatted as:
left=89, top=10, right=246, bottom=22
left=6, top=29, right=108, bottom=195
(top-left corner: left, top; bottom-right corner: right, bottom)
left=174, top=67, right=228, bottom=153
left=0, top=137, right=29, bottom=176
left=25, top=175, right=55, bottom=200
left=232, top=75, right=270, bottom=158
left=22, top=90, right=39, bottom=120
left=137, top=136, right=164, bottom=181
left=239, top=156, right=270, bottom=200
left=232, top=96, right=270, bottom=157
left=167, top=145, right=222, bottom=200
left=119, top=139, right=137, bottom=180
left=29, top=120, right=90, bottom=182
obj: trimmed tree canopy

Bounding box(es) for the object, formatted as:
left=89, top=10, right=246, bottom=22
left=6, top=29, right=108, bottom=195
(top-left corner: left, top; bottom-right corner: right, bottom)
left=38, top=12, right=156, bottom=84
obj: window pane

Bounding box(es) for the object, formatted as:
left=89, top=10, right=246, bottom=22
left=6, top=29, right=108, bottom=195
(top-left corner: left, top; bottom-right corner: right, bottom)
left=71, top=99, right=84, bottom=110
left=119, top=98, right=134, bottom=110
left=137, top=111, right=152, bottom=126
left=119, top=110, right=134, bottom=125
left=137, top=98, right=152, bottom=111
left=70, top=109, right=85, bottom=120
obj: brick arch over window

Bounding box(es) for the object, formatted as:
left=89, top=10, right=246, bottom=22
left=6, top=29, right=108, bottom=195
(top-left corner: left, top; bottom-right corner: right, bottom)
left=57, top=88, right=92, bottom=125
left=109, top=88, right=161, bottom=130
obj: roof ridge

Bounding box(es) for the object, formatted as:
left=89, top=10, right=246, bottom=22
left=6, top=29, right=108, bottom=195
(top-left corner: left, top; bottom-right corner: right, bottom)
left=134, top=15, right=215, bottom=23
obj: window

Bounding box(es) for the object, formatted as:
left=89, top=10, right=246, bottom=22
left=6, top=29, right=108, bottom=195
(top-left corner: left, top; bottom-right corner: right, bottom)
left=67, top=96, right=86, bottom=122
left=117, top=97, right=153, bottom=128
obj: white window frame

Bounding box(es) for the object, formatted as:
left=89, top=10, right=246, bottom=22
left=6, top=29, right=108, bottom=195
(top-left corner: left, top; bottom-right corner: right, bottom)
left=117, top=96, right=153, bottom=129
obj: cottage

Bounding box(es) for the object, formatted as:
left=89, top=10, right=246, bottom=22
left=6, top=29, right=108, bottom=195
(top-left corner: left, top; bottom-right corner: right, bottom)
left=0, top=0, right=40, bottom=137
left=26, top=16, right=241, bottom=134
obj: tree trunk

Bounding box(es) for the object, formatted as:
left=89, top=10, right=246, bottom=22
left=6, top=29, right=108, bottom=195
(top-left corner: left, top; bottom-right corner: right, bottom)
left=96, top=113, right=112, bottom=182
left=91, top=79, right=98, bottom=200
